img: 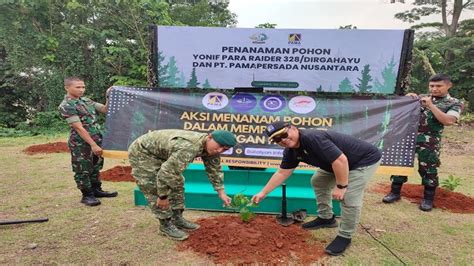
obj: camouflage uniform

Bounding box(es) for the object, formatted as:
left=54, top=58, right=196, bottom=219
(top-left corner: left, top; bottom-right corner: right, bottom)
left=391, top=94, right=463, bottom=187
left=59, top=95, right=105, bottom=190
left=128, top=130, right=224, bottom=219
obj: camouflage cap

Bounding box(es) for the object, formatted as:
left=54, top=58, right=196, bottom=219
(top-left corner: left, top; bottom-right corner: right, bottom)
left=211, top=130, right=237, bottom=147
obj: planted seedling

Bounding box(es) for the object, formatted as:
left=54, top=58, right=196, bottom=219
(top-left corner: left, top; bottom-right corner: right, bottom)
left=227, top=193, right=258, bottom=222
left=441, top=174, right=461, bottom=192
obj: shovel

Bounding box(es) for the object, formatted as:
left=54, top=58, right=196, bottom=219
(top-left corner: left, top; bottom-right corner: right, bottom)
left=276, top=183, right=294, bottom=226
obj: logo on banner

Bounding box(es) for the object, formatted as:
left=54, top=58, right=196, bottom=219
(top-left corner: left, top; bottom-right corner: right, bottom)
left=202, top=92, right=228, bottom=110
left=260, top=95, right=286, bottom=112
left=231, top=93, right=257, bottom=112
left=289, top=96, right=316, bottom=114
left=249, top=33, right=268, bottom=44
left=288, top=33, right=301, bottom=45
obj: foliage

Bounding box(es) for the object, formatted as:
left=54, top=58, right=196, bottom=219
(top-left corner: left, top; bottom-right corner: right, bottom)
left=339, top=24, right=357, bottom=29
left=0, top=0, right=236, bottom=132
left=394, top=1, right=474, bottom=109
left=373, top=57, right=397, bottom=94
left=356, top=64, right=373, bottom=93
left=459, top=112, right=474, bottom=125
left=256, top=23, right=277, bottom=28
left=14, top=111, right=69, bottom=135
left=227, top=193, right=258, bottom=222
left=441, top=174, right=462, bottom=191
left=0, top=127, right=34, bottom=137
left=338, top=77, right=355, bottom=93
left=186, top=67, right=200, bottom=88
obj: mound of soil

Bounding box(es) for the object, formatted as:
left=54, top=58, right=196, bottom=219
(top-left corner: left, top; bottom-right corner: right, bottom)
left=100, top=166, right=134, bottom=182
left=178, top=215, right=326, bottom=264
left=23, top=142, right=69, bottom=154
left=372, top=183, right=474, bottom=213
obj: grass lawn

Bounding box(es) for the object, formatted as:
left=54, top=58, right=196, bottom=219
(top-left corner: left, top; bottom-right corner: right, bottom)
left=1, top=126, right=473, bottom=265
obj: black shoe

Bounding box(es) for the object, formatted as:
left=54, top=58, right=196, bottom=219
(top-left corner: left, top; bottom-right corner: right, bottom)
left=92, top=186, right=118, bottom=198
left=419, top=199, right=433, bottom=211
left=382, top=192, right=401, bottom=203
left=301, top=215, right=337, bottom=230
left=325, top=236, right=351, bottom=256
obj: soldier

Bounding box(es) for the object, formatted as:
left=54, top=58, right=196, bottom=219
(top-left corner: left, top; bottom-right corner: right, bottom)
left=128, top=129, right=236, bottom=241
left=59, top=77, right=118, bottom=207
left=252, top=122, right=381, bottom=256
left=383, top=74, right=463, bottom=211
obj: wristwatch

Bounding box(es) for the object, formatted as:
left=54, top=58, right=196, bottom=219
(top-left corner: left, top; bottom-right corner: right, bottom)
left=158, top=195, right=168, bottom=200
left=336, top=184, right=348, bottom=189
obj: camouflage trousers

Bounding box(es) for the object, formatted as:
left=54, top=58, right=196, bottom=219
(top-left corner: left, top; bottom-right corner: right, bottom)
left=391, top=134, right=441, bottom=187
left=68, top=137, right=103, bottom=190
left=128, top=148, right=185, bottom=220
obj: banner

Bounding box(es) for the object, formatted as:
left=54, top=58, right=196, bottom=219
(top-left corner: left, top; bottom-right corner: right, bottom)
left=103, top=87, right=420, bottom=175
left=155, top=26, right=410, bottom=94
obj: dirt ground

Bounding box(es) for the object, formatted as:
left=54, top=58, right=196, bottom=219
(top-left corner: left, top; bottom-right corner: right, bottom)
left=22, top=141, right=69, bottom=154
left=178, top=215, right=327, bottom=264
left=100, top=166, right=134, bottom=182
left=371, top=183, right=474, bottom=213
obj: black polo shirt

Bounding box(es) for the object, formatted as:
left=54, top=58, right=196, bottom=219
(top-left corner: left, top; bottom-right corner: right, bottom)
left=280, top=129, right=382, bottom=172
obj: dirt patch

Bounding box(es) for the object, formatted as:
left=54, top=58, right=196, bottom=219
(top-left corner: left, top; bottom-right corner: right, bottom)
left=100, top=166, right=134, bottom=182
left=371, top=183, right=474, bottom=213
left=442, top=137, right=473, bottom=156
left=23, top=142, right=69, bottom=154
left=442, top=124, right=474, bottom=156
left=178, top=215, right=326, bottom=264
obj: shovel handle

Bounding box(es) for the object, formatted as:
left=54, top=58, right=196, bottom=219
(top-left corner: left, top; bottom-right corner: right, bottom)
left=0, top=218, right=49, bottom=225
left=281, top=183, right=287, bottom=218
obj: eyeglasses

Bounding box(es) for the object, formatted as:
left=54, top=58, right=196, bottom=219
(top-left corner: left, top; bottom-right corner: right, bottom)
left=271, top=132, right=289, bottom=143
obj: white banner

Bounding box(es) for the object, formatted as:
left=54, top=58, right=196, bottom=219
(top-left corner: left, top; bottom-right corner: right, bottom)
left=156, top=26, right=406, bottom=93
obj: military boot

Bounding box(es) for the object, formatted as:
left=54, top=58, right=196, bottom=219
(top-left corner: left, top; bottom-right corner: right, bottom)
left=159, top=218, right=188, bottom=240
left=92, top=184, right=118, bottom=198
left=382, top=182, right=403, bottom=203
left=172, top=209, right=200, bottom=231
left=80, top=189, right=101, bottom=206
left=419, top=186, right=436, bottom=212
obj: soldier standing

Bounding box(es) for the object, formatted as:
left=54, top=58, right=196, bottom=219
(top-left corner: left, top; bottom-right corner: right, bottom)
left=128, top=129, right=236, bottom=240
left=383, top=74, right=463, bottom=211
left=59, top=77, right=118, bottom=207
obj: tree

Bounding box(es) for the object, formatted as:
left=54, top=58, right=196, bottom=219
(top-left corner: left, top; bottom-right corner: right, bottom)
left=393, top=0, right=473, bottom=109
left=202, top=78, right=211, bottom=88
left=178, top=72, right=187, bottom=88
left=374, top=57, right=397, bottom=94
left=0, top=49, right=31, bottom=127
left=157, top=51, right=170, bottom=87
left=395, top=0, right=473, bottom=38
left=168, top=0, right=236, bottom=27
left=0, top=0, right=237, bottom=128
left=339, top=24, right=357, bottom=29
left=338, top=78, right=355, bottom=93
left=256, top=23, right=277, bottom=28
left=187, top=67, right=200, bottom=88
left=356, top=65, right=373, bottom=93
left=164, top=56, right=180, bottom=87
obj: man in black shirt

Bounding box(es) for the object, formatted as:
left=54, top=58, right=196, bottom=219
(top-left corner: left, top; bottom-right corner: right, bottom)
left=252, top=121, right=381, bottom=256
